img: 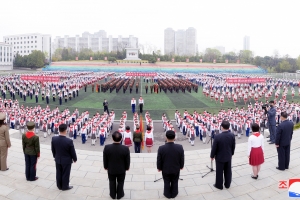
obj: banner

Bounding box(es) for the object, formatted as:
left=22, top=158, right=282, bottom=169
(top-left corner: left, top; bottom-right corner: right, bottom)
left=75, top=57, right=78, bottom=61
left=225, top=59, right=228, bottom=63
left=21, top=75, right=60, bottom=82
left=90, top=57, right=93, bottom=61
left=157, top=58, right=160, bottom=62
left=226, top=78, right=266, bottom=84
left=104, top=57, right=107, bottom=61
left=186, top=58, right=189, bottom=63
left=172, top=58, right=174, bottom=62
left=126, top=72, right=157, bottom=77
left=200, top=59, right=202, bottom=63
left=213, top=59, right=216, bottom=64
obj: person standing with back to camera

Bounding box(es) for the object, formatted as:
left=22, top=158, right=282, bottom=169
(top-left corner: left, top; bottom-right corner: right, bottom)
left=103, top=99, right=109, bottom=114
left=157, top=130, right=184, bottom=199
left=22, top=121, right=40, bottom=181
left=0, top=113, right=11, bottom=171
left=275, top=111, right=294, bottom=171
left=210, top=120, right=235, bottom=190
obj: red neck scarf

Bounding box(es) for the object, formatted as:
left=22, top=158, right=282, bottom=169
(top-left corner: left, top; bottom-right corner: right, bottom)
left=253, top=132, right=260, bottom=137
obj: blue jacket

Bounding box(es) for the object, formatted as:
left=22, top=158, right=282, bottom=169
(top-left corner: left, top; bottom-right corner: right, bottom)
left=275, top=120, right=293, bottom=146
left=267, top=106, right=276, bottom=125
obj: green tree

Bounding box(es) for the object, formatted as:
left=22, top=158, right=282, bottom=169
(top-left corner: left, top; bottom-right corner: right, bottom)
left=13, top=53, right=23, bottom=67
left=204, top=48, right=221, bottom=62
left=278, top=60, right=292, bottom=72
left=239, top=50, right=253, bottom=64
left=26, top=50, right=46, bottom=68
left=297, top=55, right=300, bottom=69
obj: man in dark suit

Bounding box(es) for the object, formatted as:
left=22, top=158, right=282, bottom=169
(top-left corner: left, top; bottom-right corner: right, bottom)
left=51, top=124, right=77, bottom=191
left=103, top=99, right=109, bottom=114
left=210, top=120, right=235, bottom=190
left=275, top=111, right=293, bottom=171
left=103, top=131, right=130, bottom=199
left=157, top=130, right=184, bottom=199
left=267, top=100, right=277, bottom=144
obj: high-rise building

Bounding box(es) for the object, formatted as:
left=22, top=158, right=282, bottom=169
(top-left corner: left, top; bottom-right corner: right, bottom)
left=215, top=46, right=225, bottom=54
left=164, top=27, right=197, bottom=56
left=3, top=33, right=51, bottom=60
left=0, top=42, right=13, bottom=70
left=53, top=30, right=138, bottom=53
left=164, top=28, right=175, bottom=55
left=243, top=36, right=250, bottom=50
left=185, top=27, right=197, bottom=56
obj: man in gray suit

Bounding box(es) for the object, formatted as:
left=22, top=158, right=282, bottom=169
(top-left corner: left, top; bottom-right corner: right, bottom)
left=267, top=100, right=277, bottom=144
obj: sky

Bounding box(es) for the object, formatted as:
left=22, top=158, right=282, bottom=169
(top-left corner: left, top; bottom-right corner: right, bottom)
left=1, top=0, right=300, bottom=57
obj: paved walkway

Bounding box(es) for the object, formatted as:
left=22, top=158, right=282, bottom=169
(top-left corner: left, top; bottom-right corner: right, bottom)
left=1, top=129, right=299, bottom=200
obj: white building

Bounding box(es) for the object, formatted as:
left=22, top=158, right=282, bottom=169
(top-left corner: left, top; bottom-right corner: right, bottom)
left=164, top=27, right=197, bottom=56
left=185, top=27, right=197, bottom=56
left=243, top=36, right=250, bottom=50
left=215, top=46, right=225, bottom=54
left=3, top=33, right=51, bottom=60
left=164, top=28, right=175, bottom=55
left=53, top=30, right=138, bottom=53
left=0, top=42, right=13, bottom=70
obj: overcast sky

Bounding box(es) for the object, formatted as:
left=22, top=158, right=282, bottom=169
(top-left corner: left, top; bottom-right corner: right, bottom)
left=1, top=0, right=299, bottom=57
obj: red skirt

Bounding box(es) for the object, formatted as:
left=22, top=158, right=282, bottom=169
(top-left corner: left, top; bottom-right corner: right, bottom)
left=146, top=138, right=153, bottom=147
left=249, top=147, right=264, bottom=166
left=124, top=138, right=132, bottom=147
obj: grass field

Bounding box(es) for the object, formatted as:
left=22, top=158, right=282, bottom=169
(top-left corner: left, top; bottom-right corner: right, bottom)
left=10, top=77, right=300, bottom=120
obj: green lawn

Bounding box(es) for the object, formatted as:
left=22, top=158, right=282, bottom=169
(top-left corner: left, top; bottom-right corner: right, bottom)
left=12, top=78, right=300, bottom=120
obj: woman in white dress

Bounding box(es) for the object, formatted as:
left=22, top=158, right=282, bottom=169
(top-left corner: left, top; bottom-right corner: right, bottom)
left=247, top=123, right=264, bottom=179
left=144, top=126, right=154, bottom=153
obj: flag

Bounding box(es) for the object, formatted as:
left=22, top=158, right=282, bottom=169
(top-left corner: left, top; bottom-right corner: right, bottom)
left=140, top=114, right=144, bottom=150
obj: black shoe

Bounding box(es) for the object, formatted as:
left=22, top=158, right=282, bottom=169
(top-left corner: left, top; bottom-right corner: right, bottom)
left=6, top=168, right=9, bottom=171
left=267, top=140, right=271, bottom=142
left=62, top=186, right=73, bottom=191
left=276, top=167, right=285, bottom=171
left=266, top=136, right=270, bottom=138
left=269, top=142, right=275, bottom=144
left=251, top=175, right=258, bottom=179
left=117, top=193, right=125, bottom=199
left=213, top=184, right=223, bottom=190
left=286, top=167, right=289, bottom=169
left=30, top=177, right=39, bottom=181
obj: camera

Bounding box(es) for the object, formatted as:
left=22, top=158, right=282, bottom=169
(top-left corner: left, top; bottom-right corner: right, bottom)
left=262, top=104, right=269, bottom=110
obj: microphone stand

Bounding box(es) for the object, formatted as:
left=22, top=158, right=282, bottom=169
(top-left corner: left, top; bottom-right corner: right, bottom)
left=202, top=131, right=214, bottom=178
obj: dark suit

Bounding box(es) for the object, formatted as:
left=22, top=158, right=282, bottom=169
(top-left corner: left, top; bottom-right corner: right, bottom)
left=267, top=106, right=277, bottom=142
left=51, top=135, right=77, bottom=190
left=157, top=142, right=184, bottom=199
left=103, top=143, right=130, bottom=199
left=210, top=130, right=235, bottom=189
left=275, top=120, right=293, bottom=170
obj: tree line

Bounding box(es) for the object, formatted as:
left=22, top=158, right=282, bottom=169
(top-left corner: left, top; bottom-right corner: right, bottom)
left=51, top=47, right=300, bottom=72
left=14, top=50, right=47, bottom=69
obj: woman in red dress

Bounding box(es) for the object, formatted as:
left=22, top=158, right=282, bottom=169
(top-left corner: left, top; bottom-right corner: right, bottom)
left=144, top=126, right=154, bottom=153
left=123, top=126, right=132, bottom=148
left=247, top=123, right=264, bottom=179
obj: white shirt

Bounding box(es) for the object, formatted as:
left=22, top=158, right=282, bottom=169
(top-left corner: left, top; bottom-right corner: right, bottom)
left=247, top=132, right=264, bottom=156
left=131, top=100, right=136, bottom=105
left=139, top=98, right=144, bottom=104
left=144, top=130, right=154, bottom=141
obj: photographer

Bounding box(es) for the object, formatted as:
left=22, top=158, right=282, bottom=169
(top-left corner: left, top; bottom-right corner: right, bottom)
left=266, top=100, right=276, bottom=144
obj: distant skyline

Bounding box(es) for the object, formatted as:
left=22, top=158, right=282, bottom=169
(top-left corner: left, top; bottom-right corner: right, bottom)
left=1, top=0, right=300, bottom=57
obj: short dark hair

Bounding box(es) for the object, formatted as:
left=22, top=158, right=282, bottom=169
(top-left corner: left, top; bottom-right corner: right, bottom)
left=221, top=120, right=230, bottom=130
left=126, top=126, right=130, bottom=130
left=281, top=111, right=288, bottom=119
left=59, top=124, right=68, bottom=132
left=251, top=123, right=260, bottom=132
left=269, top=100, right=275, bottom=104
left=112, top=131, right=122, bottom=142
left=166, top=130, right=175, bottom=140
left=147, top=125, right=151, bottom=131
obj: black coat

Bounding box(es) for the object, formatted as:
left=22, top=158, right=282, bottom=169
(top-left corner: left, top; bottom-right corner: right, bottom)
left=275, top=120, right=294, bottom=146
left=103, top=143, right=130, bottom=174
left=51, top=135, right=77, bottom=164
left=210, top=130, right=235, bottom=162
left=157, top=142, right=184, bottom=174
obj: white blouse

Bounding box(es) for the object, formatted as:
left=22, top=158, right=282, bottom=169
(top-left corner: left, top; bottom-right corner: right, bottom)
left=144, top=131, right=154, bottom=141
left=247, top=132, right=264, bottom=156
left=123, top=131, right=132, bottom=140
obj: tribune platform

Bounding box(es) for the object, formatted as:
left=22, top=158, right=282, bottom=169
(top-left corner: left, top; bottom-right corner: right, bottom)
left=0, top=129, right=299, bottom=200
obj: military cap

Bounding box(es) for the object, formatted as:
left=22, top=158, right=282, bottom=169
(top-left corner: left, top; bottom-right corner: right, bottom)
left=27, top=121, right=35, bottom=129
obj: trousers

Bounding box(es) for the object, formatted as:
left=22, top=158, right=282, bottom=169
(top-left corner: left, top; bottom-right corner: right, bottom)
left=162, top=172, right=180, bottom=199
left=108, top=173, right=125, bottom=199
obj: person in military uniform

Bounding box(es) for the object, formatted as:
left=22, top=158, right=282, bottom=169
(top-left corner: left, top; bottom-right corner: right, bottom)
left=150, top=85, right=153, bottom=93
left=84, top=84, right=87, bottom=92
left=22, top=121, right=40, bottom=181
left=92, top=84, right=94, bottom=93
left=145, top=84, right=148, bottom=94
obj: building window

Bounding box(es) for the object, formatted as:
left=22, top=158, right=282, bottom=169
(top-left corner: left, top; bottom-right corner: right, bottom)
left=35, top=41, right=37, bottom=43
left=21, top=42, right=22, bottom=44
left=31, top=36, right=33, bottom=39
left=21, top=51, right=22, bottom=53
left=14, top=42, right=15, bottom=44
left=35, top=36, right=37, bottom=38
left=31, top=46, right=33, bottom=48
left=21, top=37, right=22, bottom=39
left=17, top=42, right=19, bottom=44
left=31, top=41, right=33, bottom=43
left=35, top=46, right=37, bottom=48
left=28, top=36, right=29, bottom=39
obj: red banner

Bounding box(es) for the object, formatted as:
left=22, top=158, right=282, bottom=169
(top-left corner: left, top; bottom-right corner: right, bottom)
left=126, top=72, right=157, bottom=77
left=226, top=78, right=265, bottom=84
left=21, top=76, right=60, bottom=82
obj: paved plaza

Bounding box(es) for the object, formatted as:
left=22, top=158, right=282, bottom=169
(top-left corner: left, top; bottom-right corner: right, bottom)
left=0, top=128, right=299, bottom=200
